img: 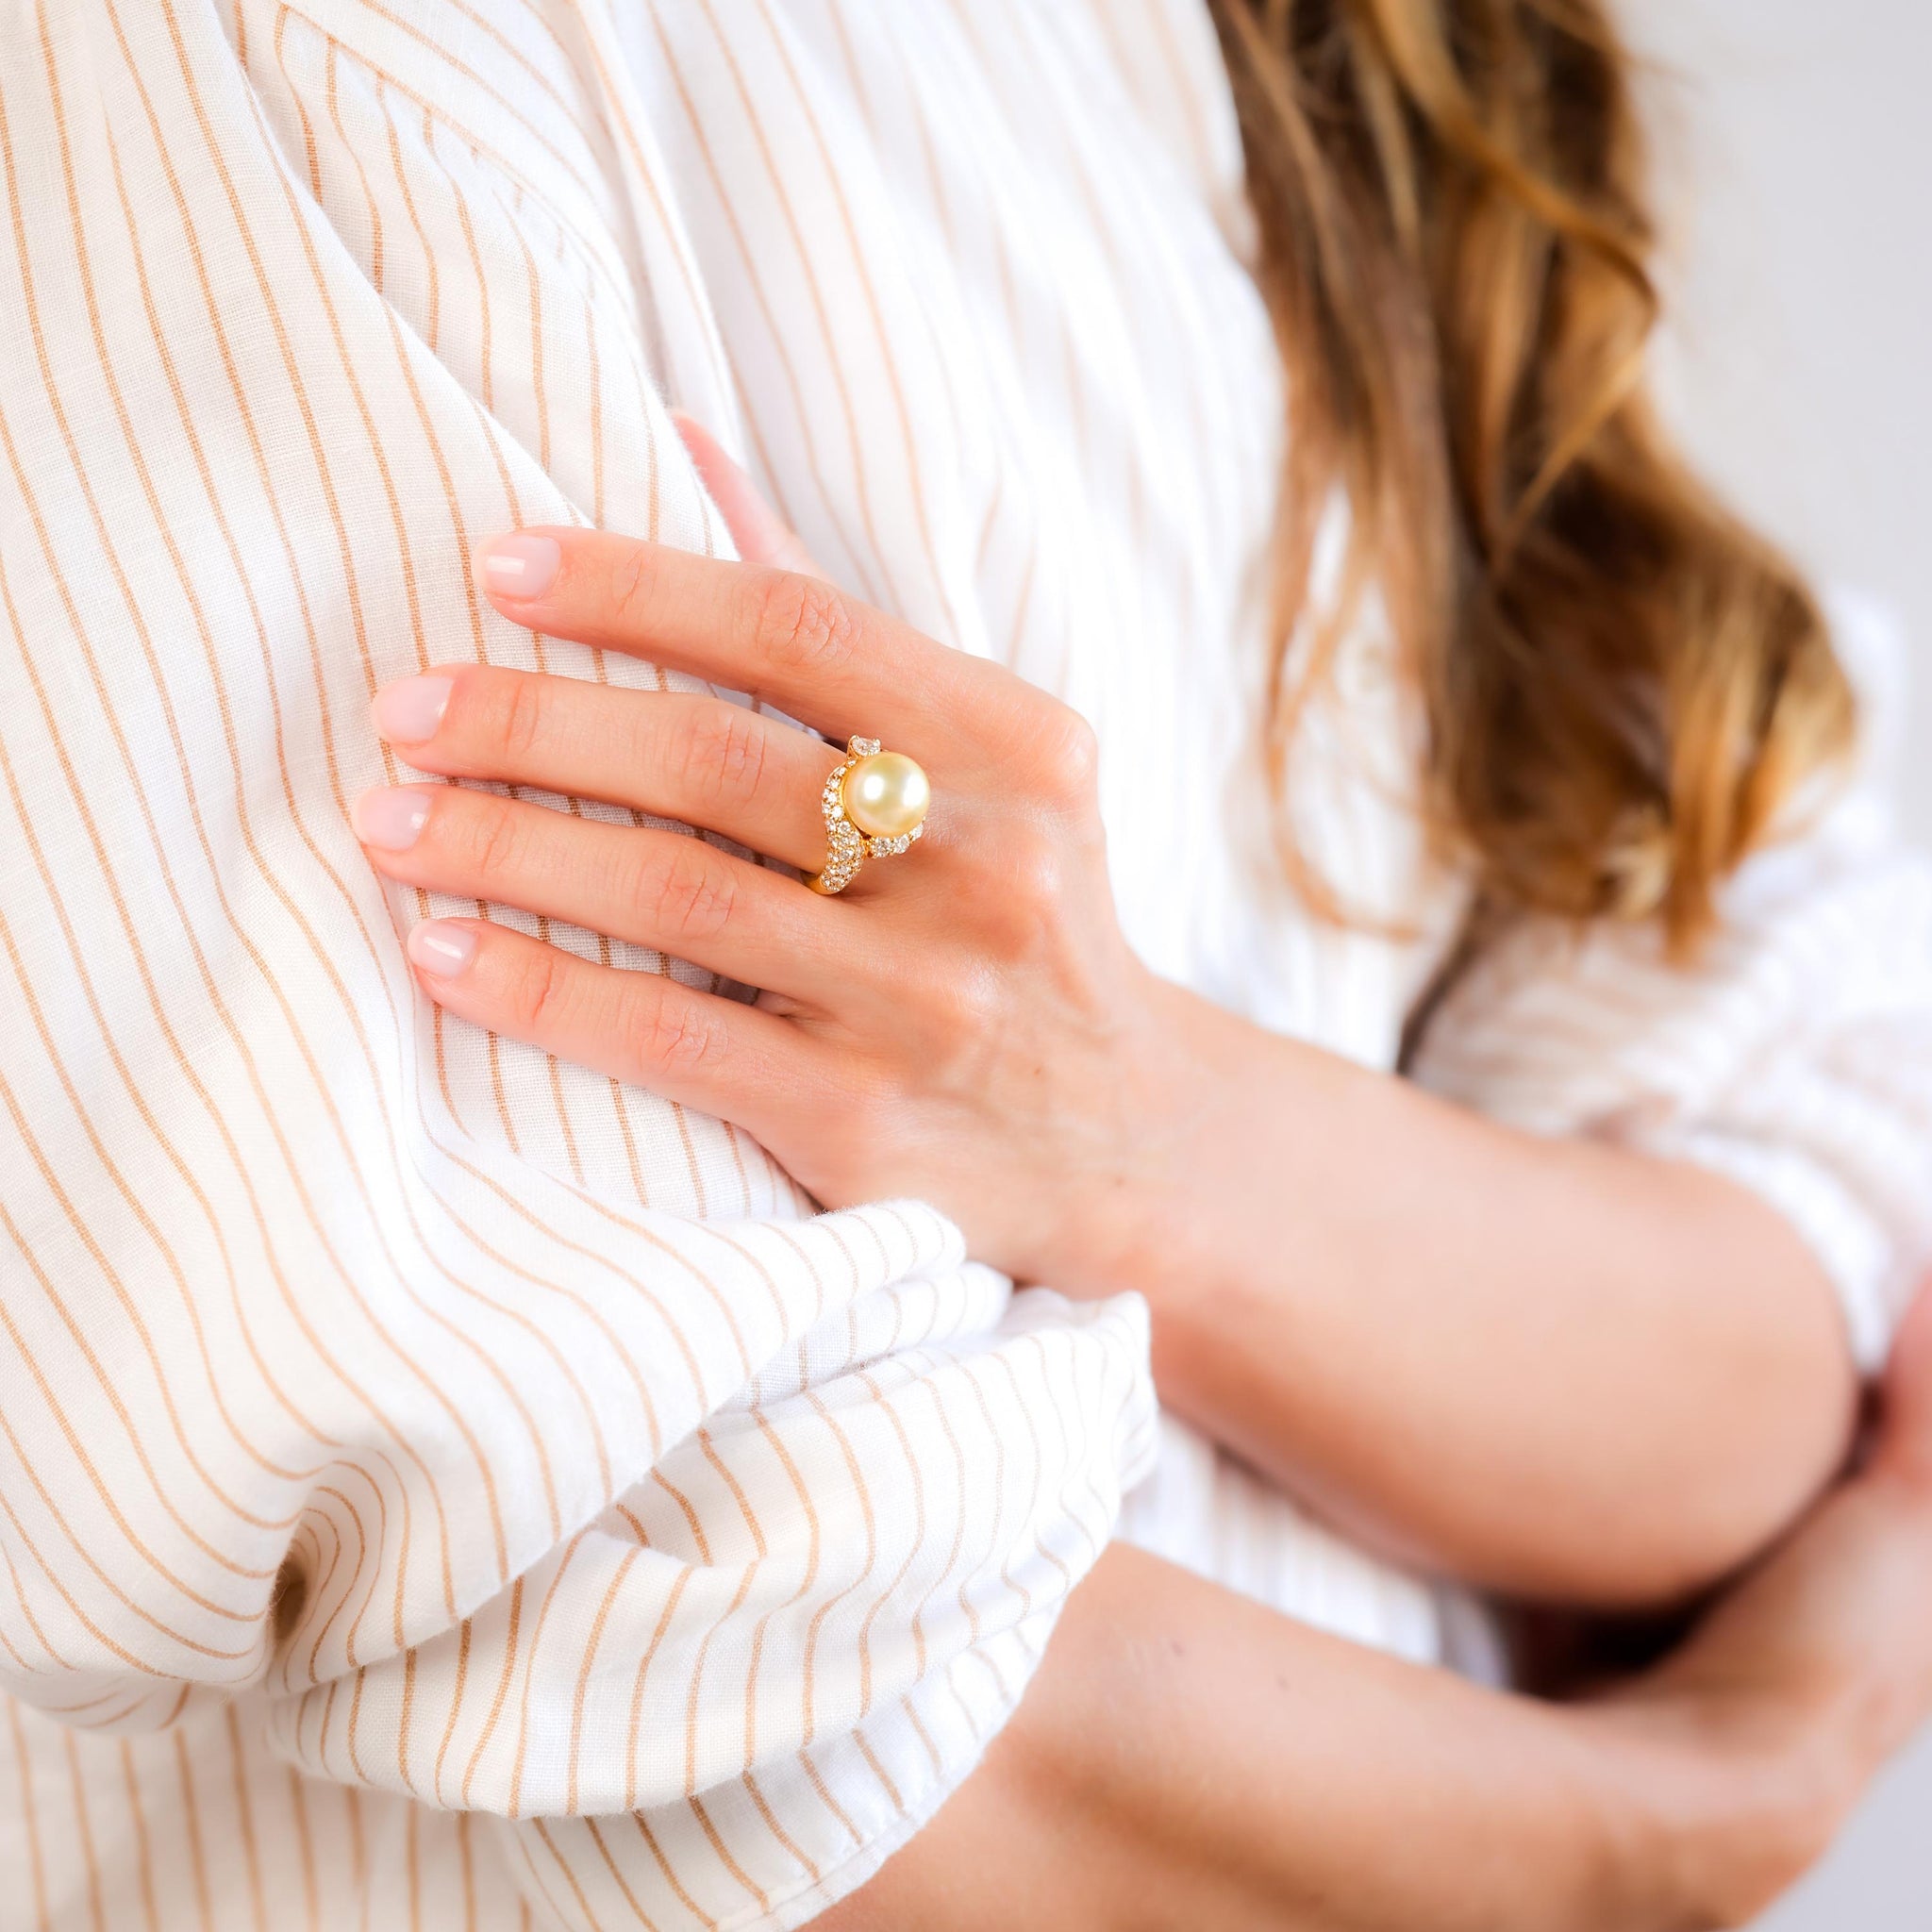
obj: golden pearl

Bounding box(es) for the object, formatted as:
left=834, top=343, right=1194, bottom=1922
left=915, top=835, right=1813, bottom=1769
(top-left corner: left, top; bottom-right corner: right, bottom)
left=841, top=751, right=930, bottom=840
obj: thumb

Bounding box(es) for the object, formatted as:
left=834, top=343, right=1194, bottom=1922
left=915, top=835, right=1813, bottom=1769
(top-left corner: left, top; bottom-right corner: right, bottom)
left=672, top=410, right=828, bottom=580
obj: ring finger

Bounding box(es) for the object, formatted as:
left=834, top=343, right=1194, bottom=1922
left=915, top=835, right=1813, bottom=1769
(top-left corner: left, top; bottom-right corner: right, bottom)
left=353, top=782, right=848, bottom=1001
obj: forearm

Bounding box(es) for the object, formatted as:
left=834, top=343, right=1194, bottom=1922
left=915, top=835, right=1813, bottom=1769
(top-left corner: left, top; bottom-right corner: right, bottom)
left=822, top=1544, right=1685, bottom=1932
left=830, top=1321, right=1932, bottom=1932
left=1050, top=982, right=1858, bottom=1606
left=407, top=479, right=1853, bottom=1611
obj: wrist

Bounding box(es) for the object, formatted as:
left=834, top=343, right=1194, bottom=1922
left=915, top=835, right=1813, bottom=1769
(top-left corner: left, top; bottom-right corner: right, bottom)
left=1013, top=970, right=1220, bottom=1301
left=1567, top=1692, right=1853, bottom=1932
left=1538, top=1702, right=1719, bottom=1932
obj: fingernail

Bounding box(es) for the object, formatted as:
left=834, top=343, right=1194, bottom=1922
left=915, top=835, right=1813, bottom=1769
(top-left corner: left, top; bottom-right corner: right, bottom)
left=373, top=675, right=454, bottom=746
left=352, top=786, right=432, bottom=852
left=479, top=532, right=561, bottom=601
left=408, top=920, right=477, bottom=979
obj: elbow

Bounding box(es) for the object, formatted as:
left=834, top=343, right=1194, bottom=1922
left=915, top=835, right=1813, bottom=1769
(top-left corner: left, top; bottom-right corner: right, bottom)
left=1538, top=1360, right=1860, bottom=1612
left=1569, top=1249, right=1866, bottom=1609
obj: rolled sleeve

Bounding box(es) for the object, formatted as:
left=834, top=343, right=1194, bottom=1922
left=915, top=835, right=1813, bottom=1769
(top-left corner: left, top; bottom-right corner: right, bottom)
left=1414, top=601, right=1932, bottom=1371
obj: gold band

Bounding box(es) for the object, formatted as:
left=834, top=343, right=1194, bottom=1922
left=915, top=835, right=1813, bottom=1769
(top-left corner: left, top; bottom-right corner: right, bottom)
left=805, top=737, right=929, bottom=895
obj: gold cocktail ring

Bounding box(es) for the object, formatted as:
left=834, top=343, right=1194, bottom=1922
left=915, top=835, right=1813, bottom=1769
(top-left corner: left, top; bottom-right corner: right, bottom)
left=805, top=737, right=931, bottom=895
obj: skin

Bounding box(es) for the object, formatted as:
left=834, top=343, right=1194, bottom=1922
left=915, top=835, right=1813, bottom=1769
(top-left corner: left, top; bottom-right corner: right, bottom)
left=352, top=425, right=1853, bottom=1610
left=819, top=1289, right=1932, bottom=1930
left=346, top=429, right=1932, bottom=1921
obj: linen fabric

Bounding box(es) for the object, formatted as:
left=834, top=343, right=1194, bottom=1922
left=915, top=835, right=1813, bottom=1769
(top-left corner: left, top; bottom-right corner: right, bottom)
left=2, top=2, right=1928, bottom=1928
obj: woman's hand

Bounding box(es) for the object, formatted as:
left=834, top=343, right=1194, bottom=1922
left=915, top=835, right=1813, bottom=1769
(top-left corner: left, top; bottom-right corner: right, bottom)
left=1578, top=1285, right=1932, bottom=1922
left=355, top=431, right=1857, bottom=1614
left=355, top=425, right=1174, bottom=1282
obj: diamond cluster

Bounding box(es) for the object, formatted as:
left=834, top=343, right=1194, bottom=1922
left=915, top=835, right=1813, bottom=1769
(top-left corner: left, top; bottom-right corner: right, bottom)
left=811, top=753, right=870, bottom=893
left=806, top=737, right=924, bottom=893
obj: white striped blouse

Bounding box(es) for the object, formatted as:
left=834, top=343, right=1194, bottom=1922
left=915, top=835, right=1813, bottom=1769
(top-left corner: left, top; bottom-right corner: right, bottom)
left=3, top=2, right=1928, bottom=1927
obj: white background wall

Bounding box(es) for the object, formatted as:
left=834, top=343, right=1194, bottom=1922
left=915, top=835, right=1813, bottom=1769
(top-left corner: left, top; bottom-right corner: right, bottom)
left=1617, top=1, right=1932, bottom=1922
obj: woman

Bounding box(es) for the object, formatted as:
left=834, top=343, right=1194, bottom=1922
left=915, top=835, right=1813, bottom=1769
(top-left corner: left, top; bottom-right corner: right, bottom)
left=3, top=0, right=1928, bottom=1926
left=364, top=452, right=1932, bottom=1929
left=353, top=0, right=1928, bottom=1904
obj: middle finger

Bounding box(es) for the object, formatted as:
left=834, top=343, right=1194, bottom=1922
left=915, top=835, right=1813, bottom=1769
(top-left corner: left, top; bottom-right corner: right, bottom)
left=373, top=663, right=843, bottom=874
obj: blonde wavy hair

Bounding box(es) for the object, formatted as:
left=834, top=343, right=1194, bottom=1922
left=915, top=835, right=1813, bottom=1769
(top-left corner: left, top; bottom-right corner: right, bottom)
left=1209, top=0, right=1854, bottom=951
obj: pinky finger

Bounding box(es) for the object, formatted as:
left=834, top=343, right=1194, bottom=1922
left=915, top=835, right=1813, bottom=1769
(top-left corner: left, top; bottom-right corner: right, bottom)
left=407, top=917, right=803, bottom=1128
left=672, top=411, right=827, bottom=579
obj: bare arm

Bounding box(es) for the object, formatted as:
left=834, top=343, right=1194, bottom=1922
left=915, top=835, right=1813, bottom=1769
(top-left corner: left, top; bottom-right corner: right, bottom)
left=823, top=1542, right=1662, bottom=1932
left=350, top=441, right=1928, bottom=1926
left=375, top=442, right=1857, bottom=1625
left=824, top=1293, right=1932, bottom=1931
left=1044, top=982, right=1857, bottom=1606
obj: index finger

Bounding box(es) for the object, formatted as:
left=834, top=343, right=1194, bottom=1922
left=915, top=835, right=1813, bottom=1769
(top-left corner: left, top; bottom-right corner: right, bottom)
left=476, top=528, right=1002, bottom=753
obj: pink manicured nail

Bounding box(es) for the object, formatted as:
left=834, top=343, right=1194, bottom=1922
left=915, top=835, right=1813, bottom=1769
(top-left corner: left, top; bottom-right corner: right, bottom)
left=352, top=787, right=432, bottom=852
left=373, top=675, right=454, bottom=746
left=408, top=921, right=477, bottom=979
left=479, top=532, right=561, bottom=601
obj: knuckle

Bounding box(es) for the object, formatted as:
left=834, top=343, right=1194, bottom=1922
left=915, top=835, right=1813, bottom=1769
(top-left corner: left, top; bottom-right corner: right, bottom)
left=638, top=841, right=739, bottom=944
left=753, top=571, right=857, bottom=678
left=508, top=941, right=575, bottom=1038
left=927, top=962, right=1002, bottom=1039
left=1001, top=822, right=1066, bottom=917
left=631, top=989, right=725, bottom=1078
left=493, top=673, right=548, bottom=762
left=606, top=541, right=658, bottom=631
left=676, top=704, right=771, bottom=813
left=1026, top=701, right=1101, bottom=808
left=969, top=823, right=1067, bottom=962
left=466, top=795, right=529, bottom=884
